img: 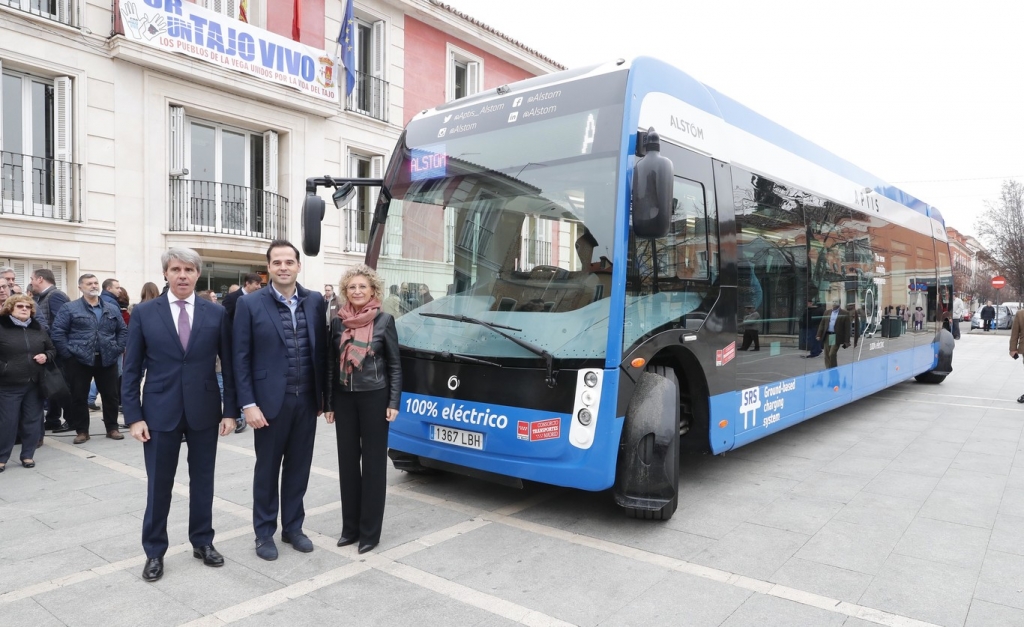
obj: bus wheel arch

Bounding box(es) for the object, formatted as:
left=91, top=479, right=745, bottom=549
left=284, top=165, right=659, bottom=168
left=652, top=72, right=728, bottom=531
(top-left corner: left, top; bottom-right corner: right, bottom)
left=614, top=364, right=680, bottom=520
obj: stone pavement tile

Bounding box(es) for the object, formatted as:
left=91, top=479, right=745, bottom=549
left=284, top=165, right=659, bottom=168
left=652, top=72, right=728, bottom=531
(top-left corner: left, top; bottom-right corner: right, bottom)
left=34, top=493, right=141, bottom=530
left=661, top=495, right=763, bottom=540
left=769, top=557, right=873, bottom=604
left=793, top=519, right=898, bottom=575
left=950, top=450, right=1014, bottom=475
left=1007, top=464, right=1024, bottom=490
left=882, top=416, right=934, bottom=432
left=401, top=523, right=546, bottom=581
left=232, top=595, right=357, bottom=626
left=0, top=487, right=97, bottom=523
left=749, top=493, right=843, bottom=535
left=300, top=475, right=344, bottom=510
left=971, top=425, right=1024, bottom=444
left=901, top=436, right=966, bottom=459
left=844, top=438, right=909, bottom=461
left=692, top=522, right=809, bottom=580
left=977, top=411, right=1024, bottom=432
left=831, top=491, right=920, bottom=539
left=776, top=441, right=852, bottom=463
left=885, top=450, right=953, bottom=478
left=934, top=468, right=1007, bottom=498
left=892, top=517, right=990, bottom=570
left=976, top=550, right=1024, bottom=611
left=3, top=597, right=69, bottom=626
left=964, top=599, right=1024, bottom=627
left=352, top=503, right=474, bottom=555
left=919, top=425, right=973, bottom=444
left=707, top=473, right=800, bottom=506
left=918, top=489, right=1001, bottom=529
left=869, top=427, right=923, bottom=444
left=405, top=471, right=554, bottom=512
left=0, top=544, right=109, bottom=595
left=719, top=593, right=846, bottom=627
left=858, top=553, right=977, bottom=627
left=1, top=512, right=140, bottom=563
left=311, top=568, right=508, bottom=627
left=841, top=618, right=886, bottom=627
left=80, top=478, right=145, bottom=501
left=861, top=468, right=940, bottom=501
left=820, top=452, right=890, bottom=479
left=600, top=569, right=752, bottom=626
left=744, top=454, right=827, bottom=481
left=213, top=530, right=353, bottom=587
left=789, top=471, right=871, bottom=504
left=1000, top=488, right=1024, bottom=518
left=36, top=568, right=201, bottom=627
left=990, top=514, right=1024, bottom=557
left=148, top=548, right=285, bottom=615
left=0, top=514, right=53, bottom=547
left=962, top=436, right=1019, bottom=458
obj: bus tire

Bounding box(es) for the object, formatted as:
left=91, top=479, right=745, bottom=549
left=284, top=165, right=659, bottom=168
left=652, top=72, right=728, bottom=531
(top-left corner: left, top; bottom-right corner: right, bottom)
left=614, top=365, right=680, bottom=521
left=914, top=372, right=947, bottom=384
left=387, top=449, right=438, bottom=475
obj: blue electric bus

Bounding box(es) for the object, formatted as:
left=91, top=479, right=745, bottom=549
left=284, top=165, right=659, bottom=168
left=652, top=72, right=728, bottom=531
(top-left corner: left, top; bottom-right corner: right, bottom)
left=302, top=57, right=954, bottom=519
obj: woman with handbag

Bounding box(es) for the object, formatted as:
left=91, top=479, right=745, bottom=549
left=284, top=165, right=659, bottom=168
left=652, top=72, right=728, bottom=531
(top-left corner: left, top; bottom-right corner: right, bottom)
left=0, top=294, right=56, bottom=471
left=324, top=265, right=402, bottom=554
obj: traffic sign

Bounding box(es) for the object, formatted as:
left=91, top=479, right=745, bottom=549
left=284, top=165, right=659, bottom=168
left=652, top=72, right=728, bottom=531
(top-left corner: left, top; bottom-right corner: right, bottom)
left=992, top=275, right=1007, bottom=289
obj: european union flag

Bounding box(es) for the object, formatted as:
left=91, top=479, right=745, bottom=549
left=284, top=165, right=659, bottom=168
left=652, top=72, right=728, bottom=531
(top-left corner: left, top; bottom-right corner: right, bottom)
left=338, top=0, right=355, bottom=98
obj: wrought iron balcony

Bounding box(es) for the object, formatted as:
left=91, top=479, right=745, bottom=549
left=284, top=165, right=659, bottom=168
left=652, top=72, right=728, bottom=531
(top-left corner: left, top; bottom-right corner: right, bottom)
left=169, top=179, right=287, bottom=240
left=345, top=71, right=389, bottom=123
left=1, top=151, right=81, bottom=222
left=0, top=0, right=79, bottom=27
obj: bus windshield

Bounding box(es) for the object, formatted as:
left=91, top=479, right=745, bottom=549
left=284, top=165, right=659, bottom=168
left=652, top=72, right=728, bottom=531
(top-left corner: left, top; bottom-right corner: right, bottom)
left=372, top=71, right=627, bottom=362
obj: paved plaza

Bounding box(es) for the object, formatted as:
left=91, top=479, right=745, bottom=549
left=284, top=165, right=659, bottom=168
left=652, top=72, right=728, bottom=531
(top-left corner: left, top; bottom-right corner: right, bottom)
left=1, top=330, right=1023, bottom=627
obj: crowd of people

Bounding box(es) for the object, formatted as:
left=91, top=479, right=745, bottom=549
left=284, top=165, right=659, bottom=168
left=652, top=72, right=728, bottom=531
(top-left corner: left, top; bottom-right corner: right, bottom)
left=0, top=242, right=403, bottom=583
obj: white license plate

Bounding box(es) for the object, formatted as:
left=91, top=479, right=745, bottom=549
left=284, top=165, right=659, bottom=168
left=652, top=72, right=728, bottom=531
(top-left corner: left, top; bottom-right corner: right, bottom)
left=430, top=425, right=483, bottom=450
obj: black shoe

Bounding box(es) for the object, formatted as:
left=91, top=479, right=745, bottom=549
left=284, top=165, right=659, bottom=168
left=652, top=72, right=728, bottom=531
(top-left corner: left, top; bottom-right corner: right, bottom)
left=282, top=531, right=313, bottom=553
left=234, top=421, right=247, bottom=434
left=51, top=421, right=72, bottom=433
left=255, top=537, right=278, bottom=561
left=336, top=535, right=358, bottom=547
left=193, top=544, right=225, bottom=566
left=1017, top=394, right=1024, bottom=404
left=357, top=542, right=377, bottom=554
left=142, top=557, right=163, bottom=582
left=87, top=402, right=101, bottom=411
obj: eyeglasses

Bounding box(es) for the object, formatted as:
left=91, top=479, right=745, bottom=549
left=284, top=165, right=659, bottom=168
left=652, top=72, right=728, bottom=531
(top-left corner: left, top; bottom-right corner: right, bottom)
left=13, top=304, right=32, bottom=310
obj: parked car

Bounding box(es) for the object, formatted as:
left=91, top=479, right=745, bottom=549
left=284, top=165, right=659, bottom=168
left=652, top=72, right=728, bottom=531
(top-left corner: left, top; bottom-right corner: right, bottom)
left=971, top=304, right=1020, bottom=330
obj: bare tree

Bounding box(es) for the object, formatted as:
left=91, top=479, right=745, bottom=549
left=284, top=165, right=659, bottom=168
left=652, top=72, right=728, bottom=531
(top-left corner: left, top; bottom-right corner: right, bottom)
left=978, top=180, right=1024, bottom=297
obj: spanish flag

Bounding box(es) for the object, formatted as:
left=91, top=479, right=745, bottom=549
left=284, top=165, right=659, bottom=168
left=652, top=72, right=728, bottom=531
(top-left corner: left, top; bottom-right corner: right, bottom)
left=239, top=0, right=248, bottom=23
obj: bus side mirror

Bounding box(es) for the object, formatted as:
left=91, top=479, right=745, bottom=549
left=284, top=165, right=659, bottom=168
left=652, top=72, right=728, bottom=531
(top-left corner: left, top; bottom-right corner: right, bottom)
left=332, top=182, right=357, bottom=209
left=632, top=128, right=673, bottom=239
left=301, top=194, right=325, bottom=257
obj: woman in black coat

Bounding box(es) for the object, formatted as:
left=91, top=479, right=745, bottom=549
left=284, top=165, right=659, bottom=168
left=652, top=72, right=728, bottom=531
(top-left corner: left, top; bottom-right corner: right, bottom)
left=324, top=264, right=402, bottom=554
left=0, top=294, right=56, bottom=471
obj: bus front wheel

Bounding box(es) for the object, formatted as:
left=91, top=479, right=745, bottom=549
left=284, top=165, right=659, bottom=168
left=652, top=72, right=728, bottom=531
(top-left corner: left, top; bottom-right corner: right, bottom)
left=614, top=365, right=680, bottom=521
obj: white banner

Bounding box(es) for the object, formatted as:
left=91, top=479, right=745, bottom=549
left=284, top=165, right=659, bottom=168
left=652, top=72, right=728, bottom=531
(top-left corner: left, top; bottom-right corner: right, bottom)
left=119, top=0, right=339, bottom=103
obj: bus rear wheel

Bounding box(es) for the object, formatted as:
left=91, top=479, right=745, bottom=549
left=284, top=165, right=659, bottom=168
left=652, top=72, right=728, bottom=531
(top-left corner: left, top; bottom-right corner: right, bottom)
left=915, top=372, right=947, bottom=384
left=615, top=365, right=680, bottom=521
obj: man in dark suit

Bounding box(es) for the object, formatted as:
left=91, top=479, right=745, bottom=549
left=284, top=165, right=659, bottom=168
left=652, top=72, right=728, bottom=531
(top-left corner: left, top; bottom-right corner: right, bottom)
left=220, top=273, right=262, bottom=434
left=234, top=240, right=326, bottom=561
left=122, top=248, right=238, bottom=582
left=816, top=299, right=851, bottom=369
left=31, top=269, right=72, bottom=433
left=222, top=273, right=262, bottom=322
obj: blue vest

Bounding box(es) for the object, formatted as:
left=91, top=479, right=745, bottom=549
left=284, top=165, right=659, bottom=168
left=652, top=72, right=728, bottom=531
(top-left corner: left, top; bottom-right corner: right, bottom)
left=276, top=299, right=315, bottom=395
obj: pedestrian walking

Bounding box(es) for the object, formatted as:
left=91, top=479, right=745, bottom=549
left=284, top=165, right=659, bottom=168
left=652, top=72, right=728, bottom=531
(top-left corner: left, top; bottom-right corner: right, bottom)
left=739, top=305, right=760, bottom=351
left=50, top=274, right=128, bottom=444
left=816, top=300, right=850, bottom=369
left=31, top=270, right=71, bottom=433
left=325, top=264, right=402, bottom=554
left=1011, top=306, right=1024, bottom=403
left=981, top=301, right=996, bottom=332
left=122, top=248, right=238, bottom=582
left=0, top=295, right=55, bottom=472
left=951, top=296, right=965, bottom=339
left=234, top=240, right=327, bottom=561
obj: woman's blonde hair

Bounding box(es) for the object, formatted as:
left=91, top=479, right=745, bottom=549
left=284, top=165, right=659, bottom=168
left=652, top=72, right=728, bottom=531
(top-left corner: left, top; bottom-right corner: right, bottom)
left=337, top=264, right=385, bottom=306
left=1, top=293, right=36, bottom=317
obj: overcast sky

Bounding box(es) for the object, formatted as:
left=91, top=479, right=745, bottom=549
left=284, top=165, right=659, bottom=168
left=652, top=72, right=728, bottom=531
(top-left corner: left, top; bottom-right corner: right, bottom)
left=447, top=0, right=1023, bottom=240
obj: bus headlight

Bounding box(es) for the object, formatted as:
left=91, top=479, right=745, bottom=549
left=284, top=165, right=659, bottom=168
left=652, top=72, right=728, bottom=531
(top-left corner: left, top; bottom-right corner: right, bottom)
left=577, top=408, right=592, bottom=426
left=584, top=372, right=599, bottom=387
left=581, top=389, right=596, bottom=406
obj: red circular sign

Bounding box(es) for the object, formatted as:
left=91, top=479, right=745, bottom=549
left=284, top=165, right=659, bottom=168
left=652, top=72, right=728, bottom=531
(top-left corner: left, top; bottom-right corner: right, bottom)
left=992, top=275, right=1007, bottom=289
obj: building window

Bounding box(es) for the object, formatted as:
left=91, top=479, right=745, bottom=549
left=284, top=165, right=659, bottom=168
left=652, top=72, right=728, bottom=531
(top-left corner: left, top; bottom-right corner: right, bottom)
left=0, top=0, right=78, bottom=27
left=2, top=258, right=68, bottom=293
left=344, top=18, right=387, bottom=121
left=0, top=65, right=76, bottom=220
left=168, top=106, right=285, bottom=239
left=344, top=151, right=384, bottom=253
left=447, top=44, right=482, bottom=102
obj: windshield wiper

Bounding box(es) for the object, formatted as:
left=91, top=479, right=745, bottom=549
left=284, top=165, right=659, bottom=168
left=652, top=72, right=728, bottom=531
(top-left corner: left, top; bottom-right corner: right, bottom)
left=399, top=344, right=501, bottom=368
left=418, top=313, right=558, bottom=387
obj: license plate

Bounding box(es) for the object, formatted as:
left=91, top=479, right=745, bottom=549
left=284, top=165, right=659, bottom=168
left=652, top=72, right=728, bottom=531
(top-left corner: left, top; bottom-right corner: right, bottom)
left=430, top=425, right=483, bottom=450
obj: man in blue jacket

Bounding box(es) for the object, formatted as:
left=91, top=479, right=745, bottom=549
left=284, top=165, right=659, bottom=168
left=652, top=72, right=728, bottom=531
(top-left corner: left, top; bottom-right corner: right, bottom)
left=234, top=240, right=327, bottom=560
left=122, top=248, right=238, bottom=582
left=51, top=274, right=128, bottom=444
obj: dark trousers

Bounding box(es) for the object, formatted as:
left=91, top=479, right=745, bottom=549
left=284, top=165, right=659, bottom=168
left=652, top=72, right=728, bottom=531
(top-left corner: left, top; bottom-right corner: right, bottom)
left=252, top=392, right=317, bottom=540
left=333, top=386, right=390, bottom=545
left=0, top=384, right=43, bottom=464
left=141, top=415, right=219, bottom=558
left=64, top=356, right=119, bottom=434
left=805, top=328, right=821, bottom=356
left=740, top=329, right=760, bottom=351
left=44, top=360, right=68, bottom=427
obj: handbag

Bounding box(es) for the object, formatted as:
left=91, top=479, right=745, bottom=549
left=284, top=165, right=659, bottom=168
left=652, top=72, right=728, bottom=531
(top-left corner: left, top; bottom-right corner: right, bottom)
left=40, top=361, right=70, bottom=401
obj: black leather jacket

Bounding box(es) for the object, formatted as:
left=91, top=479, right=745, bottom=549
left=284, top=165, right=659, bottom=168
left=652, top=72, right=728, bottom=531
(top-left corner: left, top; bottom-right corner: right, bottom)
left=0, top=315, right=56, bottom=386
left=325, top=311, right=402, bottom=410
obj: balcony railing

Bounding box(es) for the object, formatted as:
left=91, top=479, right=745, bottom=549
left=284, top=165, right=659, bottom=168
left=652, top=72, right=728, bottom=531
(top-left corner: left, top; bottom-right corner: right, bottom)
left=0, top=0, right=79, bottom=27
left=1, top=151, right=81, bottom=222
left=169, top=179, right=287, bottom=240
left=345, top=71, right=389, bottom=123
left=521, top=237, right=552, bottom=271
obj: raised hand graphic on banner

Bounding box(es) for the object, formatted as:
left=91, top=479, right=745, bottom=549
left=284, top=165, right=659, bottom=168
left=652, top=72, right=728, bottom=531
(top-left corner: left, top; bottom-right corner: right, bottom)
left=143, top=13, right=166, bottom=40
left=120, top=1, right=144, bottom=39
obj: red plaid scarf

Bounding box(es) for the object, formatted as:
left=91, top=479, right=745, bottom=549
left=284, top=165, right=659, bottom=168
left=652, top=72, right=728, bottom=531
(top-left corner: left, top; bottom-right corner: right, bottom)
left=338, top=297, right=381, bottom=384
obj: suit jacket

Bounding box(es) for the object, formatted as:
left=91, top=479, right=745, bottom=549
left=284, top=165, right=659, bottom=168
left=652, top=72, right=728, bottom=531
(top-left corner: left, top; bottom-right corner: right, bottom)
left=1011, top=309, right=1024, bottom=353
left=221, top=288, right=244, bottom=322
left=122, top=295, right=237, bottom=431
left=233, top=284, right=327, bottom=419
left=817, top=307, right=851, bottom=347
